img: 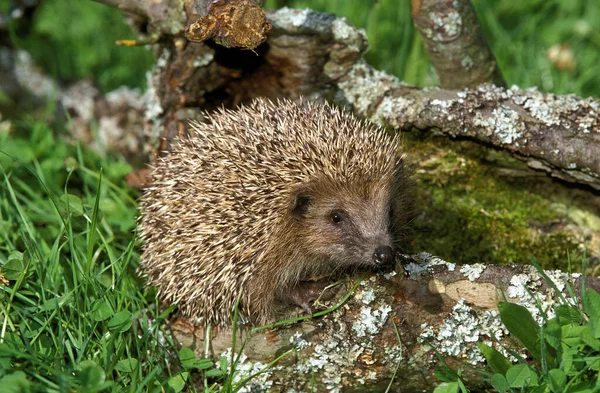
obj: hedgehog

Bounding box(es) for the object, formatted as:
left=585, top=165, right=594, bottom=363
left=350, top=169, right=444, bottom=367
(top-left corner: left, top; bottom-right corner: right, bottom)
left=138, top=98, right=413, bottom=326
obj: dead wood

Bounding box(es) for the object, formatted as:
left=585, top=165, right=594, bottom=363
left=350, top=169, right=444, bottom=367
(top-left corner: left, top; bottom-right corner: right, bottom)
left=167, top=254, right=600, bottom=392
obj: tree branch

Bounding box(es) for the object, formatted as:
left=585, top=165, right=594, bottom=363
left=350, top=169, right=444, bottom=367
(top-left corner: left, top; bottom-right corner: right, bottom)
left=412, top=0, right=505, bottom=88
left=336, top=60, right=600, bottom=190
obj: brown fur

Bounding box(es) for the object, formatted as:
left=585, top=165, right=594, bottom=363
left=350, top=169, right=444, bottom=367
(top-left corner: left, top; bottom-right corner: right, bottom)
left=138, top=98, right=413, bottom=326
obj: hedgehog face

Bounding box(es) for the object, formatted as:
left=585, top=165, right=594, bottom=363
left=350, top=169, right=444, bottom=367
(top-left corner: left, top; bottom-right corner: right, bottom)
left=290, top=181, right=397, bottom=268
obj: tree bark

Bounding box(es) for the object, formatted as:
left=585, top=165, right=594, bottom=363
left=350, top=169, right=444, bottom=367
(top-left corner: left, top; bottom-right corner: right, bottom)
left=412, top=0, right=505, bottom=88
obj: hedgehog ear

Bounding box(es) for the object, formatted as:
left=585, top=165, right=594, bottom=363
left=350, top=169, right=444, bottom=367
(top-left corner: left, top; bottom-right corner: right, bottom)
left=291, top=190, right=313, bottom=220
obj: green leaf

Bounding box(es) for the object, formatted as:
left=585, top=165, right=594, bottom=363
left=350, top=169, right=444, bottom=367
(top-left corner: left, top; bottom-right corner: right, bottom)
left=561, top=345, right=576, bottom=375
left=562, top=325, right=586, bottom=348
left=433, top=382, right=459, bottom=393
left=107, top=310, right=133, bottom=333
left=0, top=352, right=11, bottom=371
left=565, top=381, right=594, bottom=392
left=477, top=343, right=512, bottom=375
left=2, top=251, right=25, bottom=280
left=580, top=325, right=600, bottom=351
left=204, top=369, right=224, bottom=378
left=584, top=290, right=600, bottom=338
left=547, top=369, right=566, bottom=392
left=167, top=372, right=188, bottom=393
left=586, top=356, right=600, bottom=371
left=0, top=371, right=31, bottom=393
left=60, top=194, right=84, bottom=216
left=193, top=358, right=214, bottom=370
left=219, top=356, right=228, bottom=372
left=499, top=302, right=541, bottom=360
left=506, top=364, right=539, bottom=388
left=490, top=374, right=510, bottom=393
left=90, top=300, right=113, bottom=322
left=555, top=304, right=584, bottom=325
left=543, top=318, right=562, bottom=349
left=178, top=348, right=196, bottom=369
left=75, top=360, right=106, bottom=389
left=114, top=358, right=139, bottom=373
left=39, top=294, right=71, bottom=311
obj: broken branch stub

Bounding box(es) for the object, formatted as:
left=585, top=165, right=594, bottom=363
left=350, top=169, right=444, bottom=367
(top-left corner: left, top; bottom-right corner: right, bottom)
left=185, top=0, right=271, bottom=50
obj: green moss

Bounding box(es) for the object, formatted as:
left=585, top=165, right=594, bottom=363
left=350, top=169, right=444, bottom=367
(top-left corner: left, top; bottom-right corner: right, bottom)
left=404, top=135, right=593, bottom=270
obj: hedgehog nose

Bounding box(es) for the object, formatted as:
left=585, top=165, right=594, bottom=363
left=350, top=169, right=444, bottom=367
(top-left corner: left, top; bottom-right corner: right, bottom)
left=372, top=245, right=394, bottom=265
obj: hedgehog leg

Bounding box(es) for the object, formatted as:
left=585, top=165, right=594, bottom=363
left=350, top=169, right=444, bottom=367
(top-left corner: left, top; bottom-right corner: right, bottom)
left=279, top=279, right=331, bottom=315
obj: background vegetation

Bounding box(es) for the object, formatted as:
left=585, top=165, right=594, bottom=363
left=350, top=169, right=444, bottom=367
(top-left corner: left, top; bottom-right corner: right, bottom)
left=1, top=0, right=599, bottom=391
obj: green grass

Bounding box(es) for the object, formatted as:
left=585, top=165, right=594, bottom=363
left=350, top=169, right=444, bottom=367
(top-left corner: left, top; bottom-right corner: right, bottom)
left=0, top=119, right=190, bottom=391
left=10, top=0, right=154, bottom=93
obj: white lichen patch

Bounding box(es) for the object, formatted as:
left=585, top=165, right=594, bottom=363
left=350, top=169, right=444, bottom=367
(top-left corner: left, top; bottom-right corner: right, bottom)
left=507, top=266, right=581, bottom=324
left=404, top=252, right=456, bottom=279
left=331, top=18, right=367, bottom=52
left=271, top=7, right=311, bottom=29
left=143, top=72, right=164, bottom=123
left=473, top=106, right=523, bottom=144
left=419, top=300, right=508, bottom=364
left=408, top=265, right=577, bottom=361
left=384, top=345, right=403, bottom=365
left=337, top=60, right=401, bottom=118
left=293, top=339, right=372, bottom=391
left=428, top=10, right=462, bottom=41
left=358, top=288, right=376, bottom=305
left=290, top=332, right=310, bottom=350
left=511, top=86, right=600, bottom=133
left=218, top=348, right=272, bottom=393
left=461, top=55, right=474, bottom=70
left=431, top=99, right=451, bottom=109
left=15, top=50, right=56, bottom=97
left=192, top=50, right=214, bottom=68
left=352, top=305, right=392, bottom=337
left=372, top=94, right=415, bottom=128
left=460, top=263, right=485, bottom=281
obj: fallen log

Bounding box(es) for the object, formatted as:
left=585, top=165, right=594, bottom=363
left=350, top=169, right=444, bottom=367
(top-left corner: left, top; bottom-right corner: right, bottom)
left=168, top=253, right=600, bottom=392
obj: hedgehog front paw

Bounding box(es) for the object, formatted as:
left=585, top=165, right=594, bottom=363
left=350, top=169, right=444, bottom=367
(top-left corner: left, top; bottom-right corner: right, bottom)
left=281, top=280, right=330, bottom=315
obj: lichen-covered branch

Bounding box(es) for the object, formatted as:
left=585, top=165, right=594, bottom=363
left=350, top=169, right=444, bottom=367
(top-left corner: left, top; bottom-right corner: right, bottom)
left=168, top=254, right=600, bottom=391
left=412, top=0, right=505, bottom=88
left=337, top=61, right=600, bottom=190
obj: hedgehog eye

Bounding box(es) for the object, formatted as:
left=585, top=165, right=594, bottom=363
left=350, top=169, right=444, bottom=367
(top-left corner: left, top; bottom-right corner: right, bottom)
left=330, top=209, right=346, bottom=225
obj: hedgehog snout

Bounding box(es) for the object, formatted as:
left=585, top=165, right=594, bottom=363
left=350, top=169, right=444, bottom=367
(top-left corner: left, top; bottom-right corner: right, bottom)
left=372, top=245, right=394, bottom=265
